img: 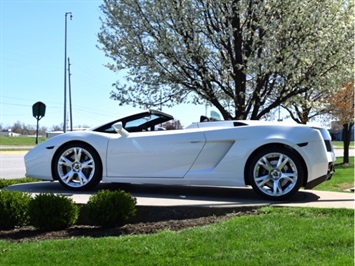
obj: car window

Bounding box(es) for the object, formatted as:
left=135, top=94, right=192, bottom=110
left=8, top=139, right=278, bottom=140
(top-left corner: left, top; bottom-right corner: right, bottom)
left=125, top=116, right=152, bottom=128
left=125, top=114, right=161, bottom=132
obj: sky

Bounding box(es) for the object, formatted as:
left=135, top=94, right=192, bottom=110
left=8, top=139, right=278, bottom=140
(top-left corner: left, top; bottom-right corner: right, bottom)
left=0, top=0, right=209, bottom=130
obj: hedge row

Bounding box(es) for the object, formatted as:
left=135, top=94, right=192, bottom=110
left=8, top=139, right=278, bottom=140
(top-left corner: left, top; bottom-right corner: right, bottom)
left=0, top=189, right=136, bottom=230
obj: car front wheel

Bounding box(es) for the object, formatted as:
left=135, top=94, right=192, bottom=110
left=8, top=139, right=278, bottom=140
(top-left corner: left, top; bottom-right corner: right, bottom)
left=247, top=147, right=304, bottom=201
left=53, top=142, right=102, bottom=190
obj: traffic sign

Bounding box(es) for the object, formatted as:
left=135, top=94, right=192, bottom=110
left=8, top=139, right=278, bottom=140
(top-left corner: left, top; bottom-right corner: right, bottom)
left=32, top=101, right=46, bottom=120
left=32, top=101, right=46, bottom=144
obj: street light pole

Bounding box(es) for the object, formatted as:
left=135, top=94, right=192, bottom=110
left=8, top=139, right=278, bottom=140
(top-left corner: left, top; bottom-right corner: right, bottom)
left=68, top=57, right=73, bottom=131
left=63, top=12, right=72, bottom=133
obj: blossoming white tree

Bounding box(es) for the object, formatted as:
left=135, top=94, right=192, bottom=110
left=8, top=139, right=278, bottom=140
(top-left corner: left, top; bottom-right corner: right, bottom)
left=98, top=0, right=353, bottom=120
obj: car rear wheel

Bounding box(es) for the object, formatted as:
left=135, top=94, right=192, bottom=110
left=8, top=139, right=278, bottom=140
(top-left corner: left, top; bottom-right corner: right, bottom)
left=53, top=143, right=102, bottom=190
left=247, top=147, right=304, bottom=201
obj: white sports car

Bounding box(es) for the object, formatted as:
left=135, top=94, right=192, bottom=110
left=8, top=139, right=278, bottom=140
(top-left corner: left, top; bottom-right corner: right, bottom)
left=25, top=109, right=335, bottom=200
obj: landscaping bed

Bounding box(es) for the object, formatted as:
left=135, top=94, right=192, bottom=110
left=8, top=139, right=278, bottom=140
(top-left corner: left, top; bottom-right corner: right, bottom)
left=0, top=206, right=258, bottom=242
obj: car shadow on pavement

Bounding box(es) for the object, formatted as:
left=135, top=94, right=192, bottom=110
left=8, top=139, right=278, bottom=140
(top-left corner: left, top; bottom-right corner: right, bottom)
left=4, top=181, right=322, bottom=206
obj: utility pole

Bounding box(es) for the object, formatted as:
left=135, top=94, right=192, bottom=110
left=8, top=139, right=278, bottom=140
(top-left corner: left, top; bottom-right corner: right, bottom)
left=63, top=12, right=72, bottom=133
left=68, top=57, right=73, bottom=131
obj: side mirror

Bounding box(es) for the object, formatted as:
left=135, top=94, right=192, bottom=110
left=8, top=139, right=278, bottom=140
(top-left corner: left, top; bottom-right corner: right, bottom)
left=112, top=122, right=129, bottom=137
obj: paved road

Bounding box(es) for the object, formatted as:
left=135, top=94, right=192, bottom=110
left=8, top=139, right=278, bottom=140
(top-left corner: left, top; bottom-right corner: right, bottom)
left=0, top=151, right=27, bottom=179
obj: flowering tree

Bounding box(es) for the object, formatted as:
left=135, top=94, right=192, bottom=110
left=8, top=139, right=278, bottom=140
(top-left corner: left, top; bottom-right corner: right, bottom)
left=326, top=81, right=354, bottom=164
left=98, top=0, right=353, bottom=120
left=282, top=90, right=333, bottom=124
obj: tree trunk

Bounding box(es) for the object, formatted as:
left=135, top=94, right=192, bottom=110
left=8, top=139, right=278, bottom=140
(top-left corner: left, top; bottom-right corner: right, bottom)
left=342, top=123, right=354, bottom=164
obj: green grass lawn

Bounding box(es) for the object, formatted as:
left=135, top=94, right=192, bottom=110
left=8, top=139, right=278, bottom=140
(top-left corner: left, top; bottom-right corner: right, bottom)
left=0, top=164, right=353, bottom=265
left=315, top=156, right=354, bottom=192
left=0, top=207, right=353, bottom=265
left=0, top=136, right=46, bottom=146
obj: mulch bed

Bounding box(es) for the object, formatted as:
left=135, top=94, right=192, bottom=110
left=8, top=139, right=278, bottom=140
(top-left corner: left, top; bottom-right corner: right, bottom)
left=0, top=206, right=259, bottom=242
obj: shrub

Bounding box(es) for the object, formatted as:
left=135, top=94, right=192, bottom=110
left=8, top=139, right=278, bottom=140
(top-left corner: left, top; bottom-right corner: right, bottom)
left=0, top=190, right=31, bottom=229
left=29, top=193, right=79, bottom=230
left=87, top=190, right=137, bottom=228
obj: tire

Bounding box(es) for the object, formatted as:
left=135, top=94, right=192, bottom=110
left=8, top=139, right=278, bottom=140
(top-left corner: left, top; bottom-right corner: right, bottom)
left=246, top=147, right=304, bottom=201
left=53, top=142, right=102, bottom=190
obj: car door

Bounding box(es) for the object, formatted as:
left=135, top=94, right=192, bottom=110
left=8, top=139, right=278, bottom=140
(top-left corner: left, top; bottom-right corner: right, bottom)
left=106, top=130, right=206, bottom=178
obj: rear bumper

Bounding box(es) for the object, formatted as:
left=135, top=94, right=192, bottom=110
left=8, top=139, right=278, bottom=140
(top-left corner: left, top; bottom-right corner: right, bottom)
left=305, top=162, right=335, bottom=189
